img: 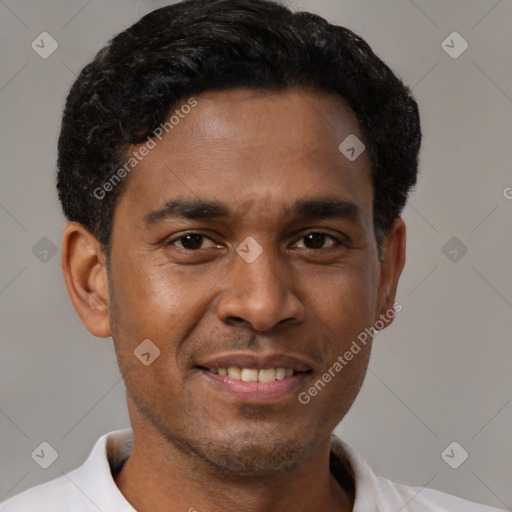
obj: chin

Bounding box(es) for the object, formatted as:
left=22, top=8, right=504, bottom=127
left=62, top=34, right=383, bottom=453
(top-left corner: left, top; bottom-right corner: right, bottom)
left=131, top=389, right=328, bottom=474
left=157, top=420, right=319, bottom=475
left=186, top=433, right=316, bottom=474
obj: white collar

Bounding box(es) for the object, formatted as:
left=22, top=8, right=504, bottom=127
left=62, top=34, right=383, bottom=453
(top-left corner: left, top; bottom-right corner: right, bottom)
left=74, top=429, right=377, bottom=511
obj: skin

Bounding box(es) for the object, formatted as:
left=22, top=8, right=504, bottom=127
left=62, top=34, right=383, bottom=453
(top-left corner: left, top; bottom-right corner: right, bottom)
left=62, top=87, right=406, bottom=512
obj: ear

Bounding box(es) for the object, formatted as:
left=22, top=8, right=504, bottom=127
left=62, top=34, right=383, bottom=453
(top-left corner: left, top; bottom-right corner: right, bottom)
left=374, top=218, right=406, bottom=327
left=61, top=222, right=111, bottom=338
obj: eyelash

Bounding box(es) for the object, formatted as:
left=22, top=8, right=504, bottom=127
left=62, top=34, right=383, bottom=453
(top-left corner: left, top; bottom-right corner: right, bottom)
left=166, top=231, right=345, bottom=251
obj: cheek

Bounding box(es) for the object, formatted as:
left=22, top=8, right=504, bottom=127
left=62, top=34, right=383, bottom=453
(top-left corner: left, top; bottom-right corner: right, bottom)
left=108, top=256, right=215, bottom=353
left=309, top=278, right=375, bottom=411
left=309, top=260, right=379, bottom=374
left=316, top=259, right=379, bottom=328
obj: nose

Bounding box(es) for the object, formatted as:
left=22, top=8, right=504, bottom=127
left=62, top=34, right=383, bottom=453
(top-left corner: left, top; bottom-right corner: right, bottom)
left=216, top=243, right=305, bottom=332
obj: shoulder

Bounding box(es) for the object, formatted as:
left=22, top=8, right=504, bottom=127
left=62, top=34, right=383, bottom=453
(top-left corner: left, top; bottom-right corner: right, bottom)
left=330, top=435, right=506, bottom=512
left=0, top=430, right=134, bottom=512
left=377, top=476, right=506, bottom=511
left=0, top=470, right=92, bottom=512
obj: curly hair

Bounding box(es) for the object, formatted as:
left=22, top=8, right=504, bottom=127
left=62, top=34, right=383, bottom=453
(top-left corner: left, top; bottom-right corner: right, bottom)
left=57, top=0, right=421, bottom=255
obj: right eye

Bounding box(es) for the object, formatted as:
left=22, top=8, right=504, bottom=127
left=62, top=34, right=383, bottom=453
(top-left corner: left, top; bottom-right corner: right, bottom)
left=167, top=232, right=221, bottom=251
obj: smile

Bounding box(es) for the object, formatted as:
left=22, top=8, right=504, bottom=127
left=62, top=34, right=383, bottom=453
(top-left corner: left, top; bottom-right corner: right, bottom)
left=207, top=367, right=294, bottom=382
left=197, top=366, right=311, bottom=403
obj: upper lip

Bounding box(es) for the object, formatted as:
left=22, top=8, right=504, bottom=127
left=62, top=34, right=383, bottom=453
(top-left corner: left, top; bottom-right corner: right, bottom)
left=195, top=351, right=315, bottom=372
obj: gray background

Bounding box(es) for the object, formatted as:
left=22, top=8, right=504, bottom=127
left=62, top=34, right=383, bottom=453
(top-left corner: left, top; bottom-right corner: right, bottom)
left=1, top=0, right=511, bottom=509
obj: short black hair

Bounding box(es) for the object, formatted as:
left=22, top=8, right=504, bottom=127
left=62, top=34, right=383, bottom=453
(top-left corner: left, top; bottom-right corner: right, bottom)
left=57, top=0, right=421, bottom=255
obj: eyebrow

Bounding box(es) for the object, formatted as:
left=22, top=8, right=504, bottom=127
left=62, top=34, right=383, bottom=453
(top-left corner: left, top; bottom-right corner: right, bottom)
left=142, top=196, right=360, bottom=225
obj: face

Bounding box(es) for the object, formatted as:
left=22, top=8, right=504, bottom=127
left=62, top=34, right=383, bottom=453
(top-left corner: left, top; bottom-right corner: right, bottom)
left=99, top=87, right=401, bottom=473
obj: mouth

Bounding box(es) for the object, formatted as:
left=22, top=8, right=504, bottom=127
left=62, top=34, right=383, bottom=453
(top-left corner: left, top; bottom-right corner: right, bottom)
left=200, top=366, right=296, bottom=382
left=194, top=352, right=314, bottom=403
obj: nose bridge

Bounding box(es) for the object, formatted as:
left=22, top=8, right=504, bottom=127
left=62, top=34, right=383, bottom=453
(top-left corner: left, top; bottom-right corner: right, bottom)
left=236, top=240, right=284, bottom=299
left=216, top=239, right=304, bottom=332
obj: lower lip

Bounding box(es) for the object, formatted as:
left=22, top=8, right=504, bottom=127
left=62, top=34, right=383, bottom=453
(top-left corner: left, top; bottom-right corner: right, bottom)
left=199, top=369, right=308, bottom=403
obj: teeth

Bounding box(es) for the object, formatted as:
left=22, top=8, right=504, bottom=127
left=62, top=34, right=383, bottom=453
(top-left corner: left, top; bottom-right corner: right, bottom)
left=213, top=367, right=295, bottom=382
left=227, top=367, right=241, bottom=379
left=241, top=368, right=258, bottom=382
left=259, top=368, right=276, bottom=382
left=275, top=368, right=287, bottom=380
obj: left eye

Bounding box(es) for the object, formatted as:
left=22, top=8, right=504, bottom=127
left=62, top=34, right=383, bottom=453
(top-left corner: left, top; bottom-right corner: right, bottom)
left=291, top=232, right=341, bottom=250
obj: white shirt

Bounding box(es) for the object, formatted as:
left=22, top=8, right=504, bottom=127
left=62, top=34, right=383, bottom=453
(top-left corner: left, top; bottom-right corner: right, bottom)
left=0, top=429, right=505, bottom=511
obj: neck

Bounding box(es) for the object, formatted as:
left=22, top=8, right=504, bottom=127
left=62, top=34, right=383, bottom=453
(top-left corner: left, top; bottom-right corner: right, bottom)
left=114, top=423, right=354, bottom=512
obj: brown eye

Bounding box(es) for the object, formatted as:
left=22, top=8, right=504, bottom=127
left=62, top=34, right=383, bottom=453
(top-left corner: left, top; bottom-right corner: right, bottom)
left=176, top=234, right=204, bottom=250
left=293, top=232, right=342, bottom=250
left=168, top=233, right=218, bottom=251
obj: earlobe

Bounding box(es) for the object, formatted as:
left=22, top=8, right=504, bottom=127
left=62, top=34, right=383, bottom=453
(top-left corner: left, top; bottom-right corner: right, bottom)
left=61, top=222, right=111, bottom=338
left=375, top=218, right=406, bottom=325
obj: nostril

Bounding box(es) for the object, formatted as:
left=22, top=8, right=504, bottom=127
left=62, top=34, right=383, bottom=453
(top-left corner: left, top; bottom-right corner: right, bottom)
left=226, top=316, right=249, bottom=328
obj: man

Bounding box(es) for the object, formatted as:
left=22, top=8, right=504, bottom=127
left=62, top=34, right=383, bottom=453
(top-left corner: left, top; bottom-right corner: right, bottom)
left=0, top=0, right=504, bottom=510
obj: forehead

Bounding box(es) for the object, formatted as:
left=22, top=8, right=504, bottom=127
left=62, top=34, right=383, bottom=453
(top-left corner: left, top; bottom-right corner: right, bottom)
left=115, top=87, right=374, bottom=226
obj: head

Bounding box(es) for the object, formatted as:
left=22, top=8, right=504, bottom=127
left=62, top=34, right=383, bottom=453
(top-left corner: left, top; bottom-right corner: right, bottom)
left=59, top=0, right=421, bottom=474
